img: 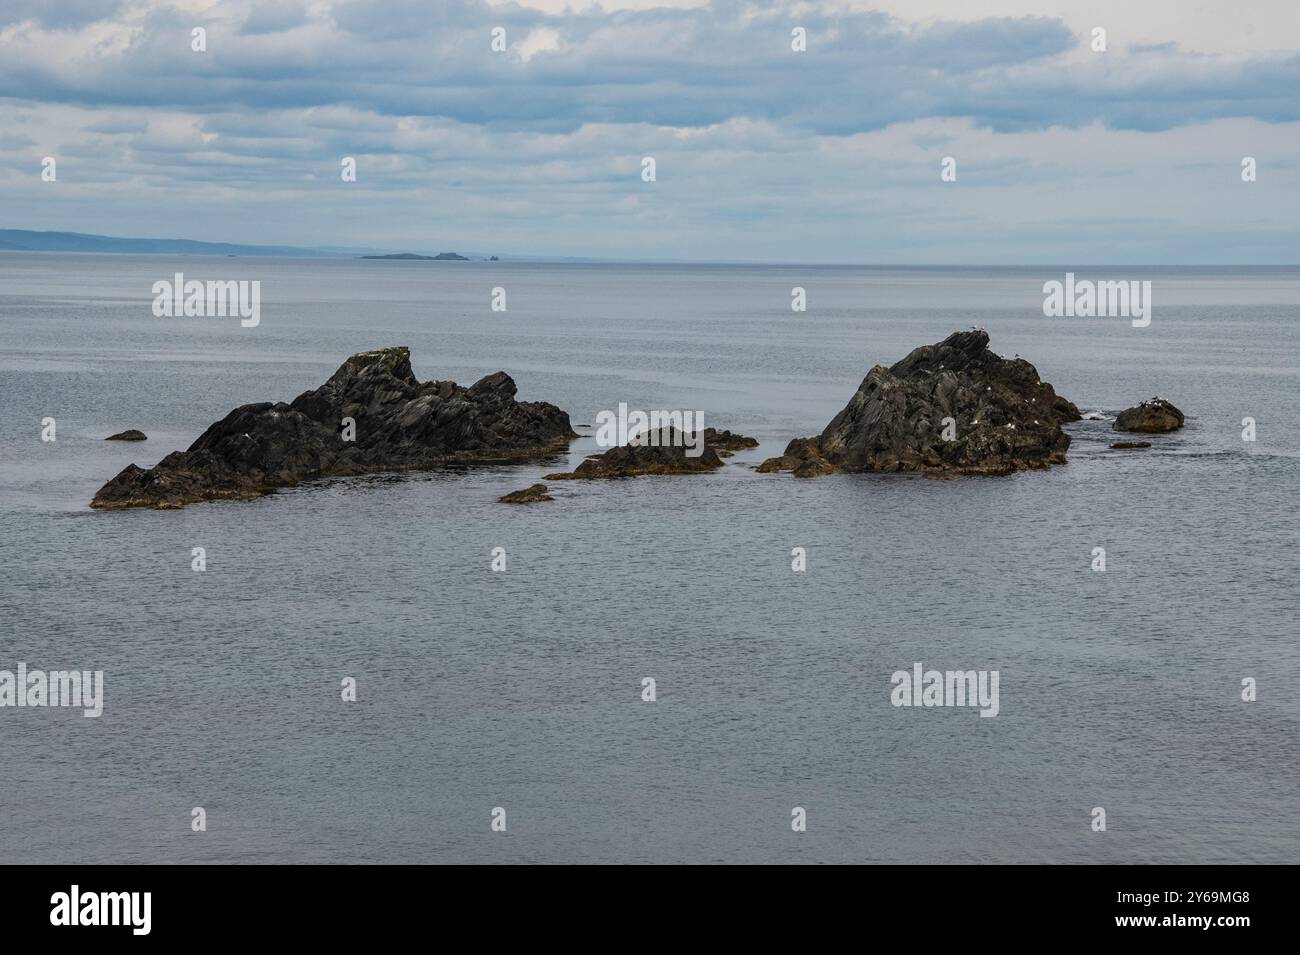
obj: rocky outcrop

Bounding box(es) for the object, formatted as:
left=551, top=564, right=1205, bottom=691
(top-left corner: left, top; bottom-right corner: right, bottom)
left=756, top=437, right=836, bottom=477
left=499, top=483, right=554, bottom=504
left=1113, top=398, right=1184, bottom=433
left=105, top=430, right=147, bottom=441
left=545, top=427, right=757, bottom=479
left=757, top=330, right=1080, bottom=478
left=91, top=347, right=576, bottom=509
left=705, top=428, right=759, bottom=457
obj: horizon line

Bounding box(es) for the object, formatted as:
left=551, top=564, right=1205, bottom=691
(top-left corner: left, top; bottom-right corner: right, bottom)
left=2, top=227, right=1299, bottom=269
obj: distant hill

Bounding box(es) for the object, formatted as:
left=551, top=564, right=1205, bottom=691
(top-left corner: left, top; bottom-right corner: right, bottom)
left=0, top=227, right=625, bottom=263
left=0, top=229, right=373, bottom=258
left=361, top=252, right=469, bottom=261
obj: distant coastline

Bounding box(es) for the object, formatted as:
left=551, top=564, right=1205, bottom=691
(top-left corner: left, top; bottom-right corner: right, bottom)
left=0, top=227, right=362, bottom=258
left=3, top=230, right=1298, bottom=269
left=0, top=228, right=504, bottom=261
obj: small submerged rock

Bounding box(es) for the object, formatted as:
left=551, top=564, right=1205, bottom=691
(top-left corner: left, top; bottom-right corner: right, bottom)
left=755, top=436, right=835, bottom=477
left=1113, top=397, right=1184, bottom=433
left=1110, top=441, right=1152, bottom=450
left=705, top=428, right=760, bottom=457
left=757, top=330, right=1080, bottom=478
left=545, top=426, right=757, bottom=479
left=105, top=429, right=147, bottom=441
left=498, top=483, right=554, bottom=504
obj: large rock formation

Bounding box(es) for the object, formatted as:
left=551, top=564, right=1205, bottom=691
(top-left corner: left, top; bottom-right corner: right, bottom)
left=757, top=330, right=1080, bottom=477
left=545, top=427, right=757, bottom=479
left=91, top=347, right=576, bottom=509
left=1113, top=397, right=1184, bottom=433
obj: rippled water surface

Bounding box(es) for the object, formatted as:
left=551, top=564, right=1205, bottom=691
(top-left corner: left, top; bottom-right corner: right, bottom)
left=1, top=255, right=1297, bottom=863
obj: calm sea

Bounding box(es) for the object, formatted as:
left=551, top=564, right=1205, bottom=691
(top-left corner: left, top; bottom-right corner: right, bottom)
left=1, top=253, right=1297, bottom=863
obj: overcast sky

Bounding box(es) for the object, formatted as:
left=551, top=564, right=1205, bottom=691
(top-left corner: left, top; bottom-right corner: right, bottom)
left=2, top=0, right=1298, bottom=263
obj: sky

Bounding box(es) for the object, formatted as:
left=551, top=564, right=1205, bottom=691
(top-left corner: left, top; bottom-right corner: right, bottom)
left=1, top=0, right=1298, bottom=263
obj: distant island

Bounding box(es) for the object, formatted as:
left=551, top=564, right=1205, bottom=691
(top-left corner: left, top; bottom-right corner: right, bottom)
left=361, top=252, right=470, bottom=261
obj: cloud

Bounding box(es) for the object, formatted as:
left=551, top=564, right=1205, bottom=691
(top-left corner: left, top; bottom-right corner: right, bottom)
left=0, top=0, right=1297, bottom=262
left=238, top=0, right=309, bottom=36
left=0, top=0, right=123, bottom=29
left=1, top=0, right=1293, bottom=133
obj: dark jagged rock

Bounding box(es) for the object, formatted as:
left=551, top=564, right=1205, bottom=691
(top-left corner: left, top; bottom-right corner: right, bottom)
left=705, top=428, right=759, bottom=457
left=1113, top=397, right=1184, bottom=434
left=1110, top=441, right=1152, bottom=450
left=544, top=426, right=756, bottom=479
left=757, top=330, right=1080, bottom=478
left=498, top=483, right=554, bottom=504
left=91, top=347, right=576, bottom=509
left=105, top=429, right=147, bottom=441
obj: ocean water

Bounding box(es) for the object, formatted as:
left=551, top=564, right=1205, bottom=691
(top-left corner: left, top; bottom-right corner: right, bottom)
left=1, top=253, right=1297, bottom=864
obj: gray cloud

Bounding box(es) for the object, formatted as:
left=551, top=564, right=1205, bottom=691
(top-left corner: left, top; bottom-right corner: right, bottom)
left=0, top=0, right=122, bottom=29
left=0, top=1, right=1297, bottom=262
left=0, top=1, right=1293, bottom=133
